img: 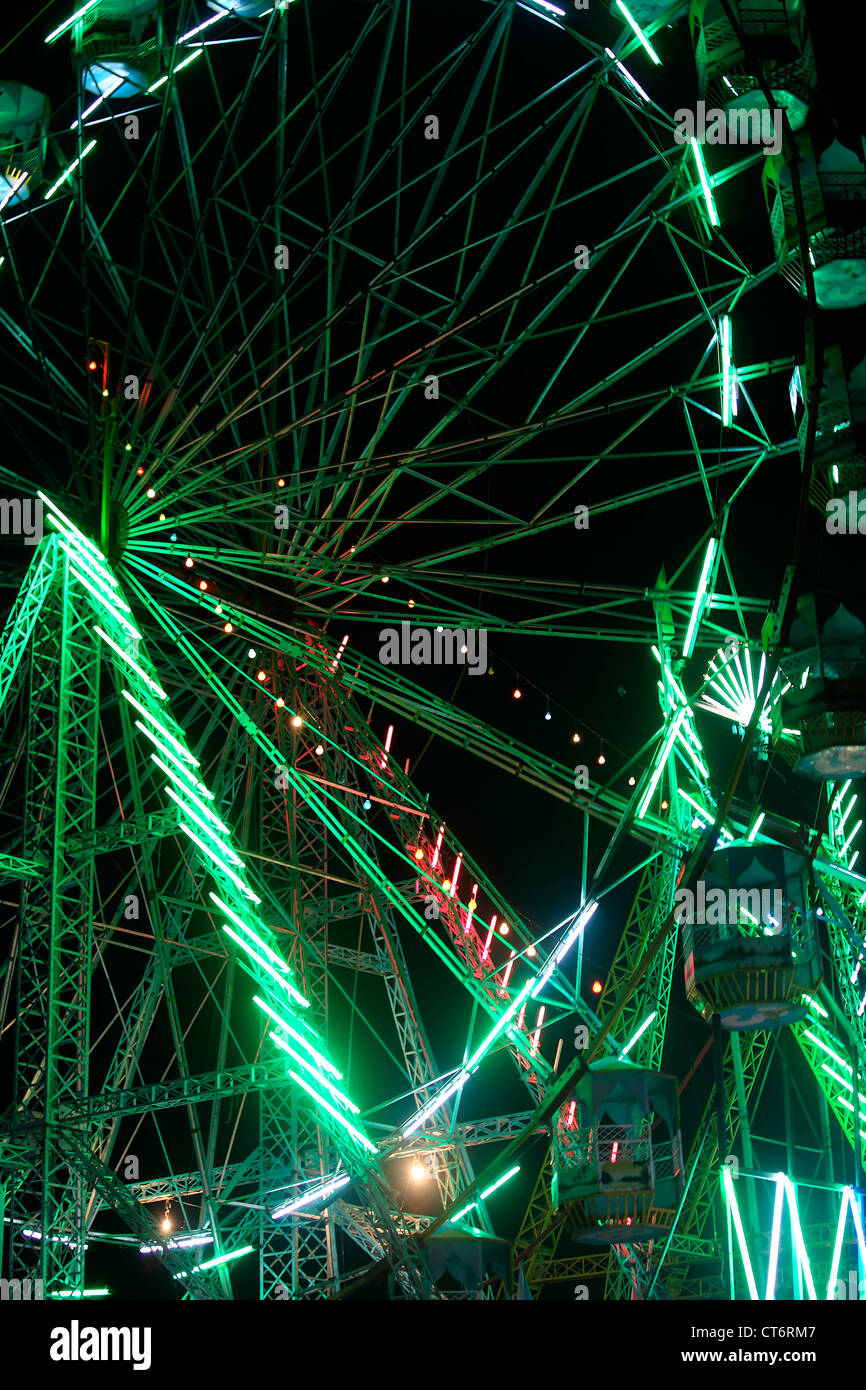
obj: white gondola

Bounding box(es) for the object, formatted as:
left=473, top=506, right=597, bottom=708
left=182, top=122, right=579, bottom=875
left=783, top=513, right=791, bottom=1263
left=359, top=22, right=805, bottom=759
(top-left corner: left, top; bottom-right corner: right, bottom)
left=0, top=83, right=50, bottom=205
left=790, top=346, right=866, bottom=515
left=552, top=1061, right=684, bottom=1244
left=689, top=0, right=814, bottom=133
left=75, top=0, right=162, bottom=99
left=681, top=842, right=821, bottom=1028
left=781, top=597, right=866, bottom=780
left=764, top=135, right=866, bottom=310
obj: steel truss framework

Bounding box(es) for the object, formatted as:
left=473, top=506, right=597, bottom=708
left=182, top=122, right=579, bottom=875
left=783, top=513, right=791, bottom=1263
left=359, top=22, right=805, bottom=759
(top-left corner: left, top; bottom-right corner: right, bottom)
left=0, top=0, right=864, bottom=1301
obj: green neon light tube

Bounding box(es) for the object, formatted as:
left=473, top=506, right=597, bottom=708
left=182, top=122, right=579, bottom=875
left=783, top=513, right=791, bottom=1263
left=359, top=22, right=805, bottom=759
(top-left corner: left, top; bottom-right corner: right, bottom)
left=160, top=772, right=220, bottom=829
left=676, top=729, right=709, bottom=781
left=833, top=780, right=852, bottom=813
left=162, top=783, right=230, bottom=834
left=449, top=1201, right=477, bottom=1224
left=803, top=1028, right=851, bottom=1071
left=45, top=0, right=98, bottom=43
left=825, top=1186, right=866, bottom=1298
left=782, top=1176, right=817, bottom=1299
left=287, top=1066, right=377, bottom=1155
left=746, top=811, right=765, bottom=843
left=407, top=978, right=540, bottom=1135
left=765, top=1174, right=785, bottom=1300
left=637, top=710, right=684, bottom=819
left=841, top=819, right=862, bottom=859
left=210, top=894, right=295, bottom=976
left=180, top=824, right=261, bottom=903
left=68, top=564, right=141, bottom=640
left=191, top=1245, right=253, bottom=1273
left=683, top=538, right=717, bottom=659
left=690, top=138, right=719, bottom=227
left=151, top=752, right=214, bottom=802
left=618, top=1010, right=657, bottom=1059
left=43, top=140, right=97, bottom=198
left=722, top=1166, right=759, bottom=1299
left=269, top=1031, right=359, bottom=1114
left=53, top=531, right=118, bottom=589
left=122, top=689, right=197, bottom=765
left=720, top=315, right=733, bottom=427
left=93, top=625, right=165, bottom=698
left=147, top=47, right=204, bottom=93
left=678, top=788, right=715, bottom=821
left=802, top=994, right=828, bottom=1018
left=615, top=0, right=661, bottom=64
left=57, top=537, right=127, bottom=605
left=38, top=491, right=106, bottom=563
left=48, top=1287, right=110, bottom=1298
left=253, top=996, right=340, bottom=1078
left=835, top=1096, right=866, bottom=1138
left=165, top=787, right=242, bottom=865
left=223, top=926, right=308, bottom=1007
left=479, top=1164, right=520, bottom=1201
left=821, top=1065, right=866, bottom=1105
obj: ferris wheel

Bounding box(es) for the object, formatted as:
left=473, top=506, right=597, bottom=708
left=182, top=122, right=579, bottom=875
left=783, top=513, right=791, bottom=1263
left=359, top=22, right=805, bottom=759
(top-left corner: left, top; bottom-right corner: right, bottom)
left=0, top=0, right=865, bottom=1303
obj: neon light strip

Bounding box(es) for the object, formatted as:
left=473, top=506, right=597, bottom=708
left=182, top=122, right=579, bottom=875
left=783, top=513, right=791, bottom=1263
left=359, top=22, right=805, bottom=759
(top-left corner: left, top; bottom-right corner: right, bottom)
left=223, top=926, right=307, bottom=1006
left=161, top=776, right=223, bottom=833
left=615, top=0, right=661, bottom=63
left=803, top=1029, right=851, bottom=1071
left=604, top=47, right=650, bottom=102
left=38, top=491, right=106, bottom=563
left=500, top=949, right=516, bottom=993
left=178, top=11, right=223, bottom=42
left=403, top=976, right=540, bottom=1136
left=287, top=1067, right=377, bottom=1154
left=272, top=1174, right=351, bottom=1218
left=826, top=1192, right=848, bottom=1299
left=720, top=315, right=732, bottom=427
left=531, top=900, right=598, bottom=997
left=269, top=1032, right=358, bottom=1113
left=93, top=625, right=165, bottom=698
left=45, top=0, right=99, bottom=44
left=190, top=1245, right=253, bottom=1273
left=765, top=1174, right=785, bottom=1300
left=44, top=140, right=97, bottom=198
left=150, top=751, right=214, bottom=801
left=210, top=895, right=293, bottom=973
left=123, top=689, right=197, bottom=764
left=68, top=564, right=141, bottom=639
left=722, top=1167, right=759, bottom=1299
left=165, top=786, right=240, bottom=862
left=683, top=539, right=717, bottom=659
left=58, top=538, right=129, bottom=607
left=449, top=1164, right=521, bottom=1223
left=747, top=811, right=765, bottom=843
left=253, top=997, right=338, bottom=1077
left=70, top=75, right=123, bottom=129
left=637, top=711, right=685, bottom=819
left=179, top=824, right=260, bottom=903
left=691, top=137, right=719, bottom=227
left=147, top=48, right=204, bottom=93
left=782, top=1176, right=817, bottom=1299
left=618, top=1010, right=657, bottom=1059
